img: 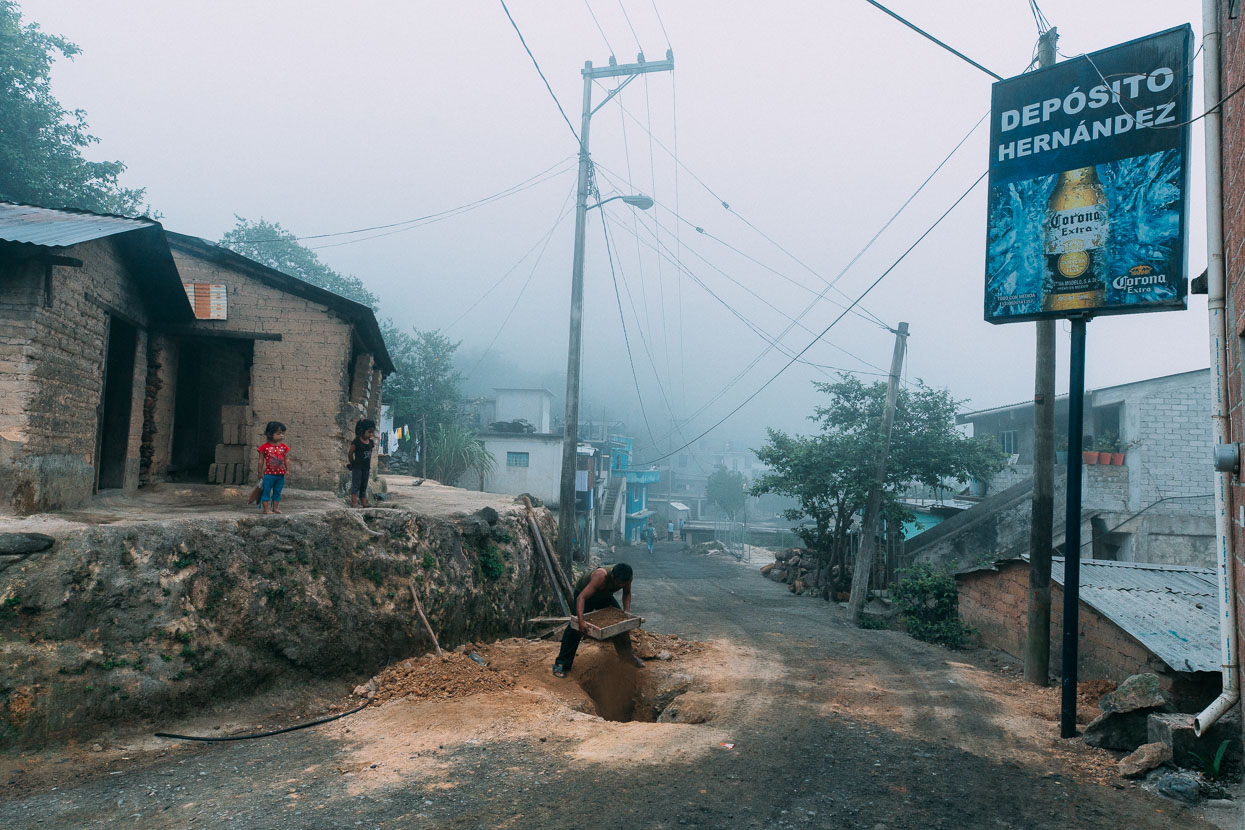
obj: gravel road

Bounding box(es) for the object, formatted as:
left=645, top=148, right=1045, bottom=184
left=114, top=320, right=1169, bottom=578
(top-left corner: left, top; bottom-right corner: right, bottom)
left=0, top=540, right=1216, bottom=829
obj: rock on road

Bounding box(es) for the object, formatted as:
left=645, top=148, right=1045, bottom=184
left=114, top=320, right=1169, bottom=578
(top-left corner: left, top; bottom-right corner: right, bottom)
left=0, top=540, right=1215, bottom=829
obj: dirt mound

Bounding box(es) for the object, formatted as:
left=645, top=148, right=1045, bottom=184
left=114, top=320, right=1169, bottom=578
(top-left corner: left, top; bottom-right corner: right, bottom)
left=363, top=652, right=515, bottom=704
left=632, top=630, right=703, bottom=659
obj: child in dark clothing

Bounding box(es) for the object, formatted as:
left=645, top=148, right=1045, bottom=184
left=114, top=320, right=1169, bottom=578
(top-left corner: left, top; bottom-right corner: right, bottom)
left=257, top=421, right=291, bottom=514
left=348, top=419, right=377, bottom=508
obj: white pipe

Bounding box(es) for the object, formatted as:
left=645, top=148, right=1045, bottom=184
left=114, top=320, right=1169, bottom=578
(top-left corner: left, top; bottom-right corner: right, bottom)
left=1196, top=0, right=1238, bottom=738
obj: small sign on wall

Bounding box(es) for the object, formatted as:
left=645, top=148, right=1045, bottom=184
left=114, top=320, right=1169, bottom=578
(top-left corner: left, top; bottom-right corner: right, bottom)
left=184, top=283, right=227, bottom=320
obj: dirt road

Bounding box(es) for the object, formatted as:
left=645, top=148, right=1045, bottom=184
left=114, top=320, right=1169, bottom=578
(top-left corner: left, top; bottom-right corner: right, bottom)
left=0, top=541, right=1216, bottom=829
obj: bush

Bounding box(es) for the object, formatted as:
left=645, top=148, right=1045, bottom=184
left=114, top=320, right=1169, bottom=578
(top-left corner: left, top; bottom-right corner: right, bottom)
left=479, top=548, right=505, bottom=580
left=892, top=563, right=973, bottom=649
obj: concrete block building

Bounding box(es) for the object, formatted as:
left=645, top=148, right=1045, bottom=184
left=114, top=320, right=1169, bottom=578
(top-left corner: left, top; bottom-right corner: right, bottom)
left=949, top=369, right=1215, bottom=569
left=0, top=204, right=391, bottom=513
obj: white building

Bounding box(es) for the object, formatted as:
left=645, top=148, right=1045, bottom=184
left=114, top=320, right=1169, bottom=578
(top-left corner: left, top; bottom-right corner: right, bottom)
left=477, top=433, right=563, bottom=506
left=493, top=388, right=554, bottom=434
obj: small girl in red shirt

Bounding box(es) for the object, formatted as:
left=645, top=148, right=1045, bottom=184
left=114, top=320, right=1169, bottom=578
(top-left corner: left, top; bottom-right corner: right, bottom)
left=256, top=421, right=291, bottom=514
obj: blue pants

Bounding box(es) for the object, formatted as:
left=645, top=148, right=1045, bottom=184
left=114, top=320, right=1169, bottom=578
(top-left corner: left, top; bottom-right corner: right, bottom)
left=260, top=474, right=285, bottom=504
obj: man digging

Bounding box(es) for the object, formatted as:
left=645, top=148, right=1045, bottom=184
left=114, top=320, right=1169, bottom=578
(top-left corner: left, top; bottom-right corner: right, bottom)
left=552, top=563, right=645, bottom=678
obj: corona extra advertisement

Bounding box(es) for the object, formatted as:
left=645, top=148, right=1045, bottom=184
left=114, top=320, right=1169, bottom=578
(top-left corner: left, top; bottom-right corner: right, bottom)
left=984, top=26, right=1192, bottom=323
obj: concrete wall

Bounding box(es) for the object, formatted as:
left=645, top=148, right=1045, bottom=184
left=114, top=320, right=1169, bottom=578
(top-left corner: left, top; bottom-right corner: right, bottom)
left=957, top=562, right=1210, bottom=707
left=0, top=239, right=153, bottom=512
left=909, top=464, right=1214, bottom=572
left=170, top=245, right=381, bottom=490
left=493, top=389, right=553, bottom=434
left=1093, top=371, right=1214, bottom=516
left=478, top=434, right=563, bottom=505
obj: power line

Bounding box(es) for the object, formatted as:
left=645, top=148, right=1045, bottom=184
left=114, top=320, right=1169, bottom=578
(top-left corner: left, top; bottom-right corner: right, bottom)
left=582, top=0, right=615, bottom=56
left=311, top=164, right=574, bottom=250
left=617, top=0, right=643, bottom=51
left=598, top=108, right=987, bottom=429
left=649, top=0, right=672, bottom=49
left=233, top=157, right=574, bottom=244
left=446, top=182, right=578, bottom=331
left=597, top=183, right=659, bottom=447
left=499, top=0, right=581, bottom=144
left=861, top=0, right=1004, bottom=81
left=466, top=184, right=579, bottom=377
left=636, top=170, right=989, bottom=466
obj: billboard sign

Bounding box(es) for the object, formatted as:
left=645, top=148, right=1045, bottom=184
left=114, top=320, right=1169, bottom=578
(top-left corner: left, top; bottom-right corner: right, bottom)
left=984, top=26, right=1193, bottom=324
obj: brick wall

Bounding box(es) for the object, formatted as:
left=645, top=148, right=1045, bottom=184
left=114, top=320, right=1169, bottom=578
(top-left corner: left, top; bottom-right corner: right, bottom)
left=959, top=562, right=1187, bottom=700
left=0, top=238, right=153, bottom=511
left=1220, top=0, right=1245, bottom=739
left=169, top=245, right=380, bottom=490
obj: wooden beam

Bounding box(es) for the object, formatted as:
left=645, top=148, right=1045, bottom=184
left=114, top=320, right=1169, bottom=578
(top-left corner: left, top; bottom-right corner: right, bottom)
left=158, top=326, right=282, bottom=342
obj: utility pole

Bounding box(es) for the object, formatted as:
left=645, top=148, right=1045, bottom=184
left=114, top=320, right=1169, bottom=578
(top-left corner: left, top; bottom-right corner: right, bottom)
left=557, top=52, right=673, bottom=572
left=850, top=322, right=909, bottom=624
left=1025, top=26, right=1059, bottom=687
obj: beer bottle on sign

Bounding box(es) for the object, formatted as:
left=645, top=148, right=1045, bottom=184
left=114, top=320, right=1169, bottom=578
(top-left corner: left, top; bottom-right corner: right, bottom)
left=1041, top=166, right=1108, bottom=313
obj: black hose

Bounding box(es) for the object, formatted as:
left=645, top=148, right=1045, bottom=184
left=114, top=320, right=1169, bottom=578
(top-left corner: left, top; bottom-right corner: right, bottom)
left=154, top=700, right=371, bottom=742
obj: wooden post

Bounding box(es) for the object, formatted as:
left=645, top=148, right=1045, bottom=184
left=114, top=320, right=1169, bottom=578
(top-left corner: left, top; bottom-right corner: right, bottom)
left=849, top=323, right=908, bottom=624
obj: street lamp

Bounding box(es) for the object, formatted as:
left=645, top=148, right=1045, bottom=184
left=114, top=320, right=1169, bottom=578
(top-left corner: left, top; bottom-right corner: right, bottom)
left=557, top=189, right=653, bottom=570
left=591, top=194, right=655, bottom=211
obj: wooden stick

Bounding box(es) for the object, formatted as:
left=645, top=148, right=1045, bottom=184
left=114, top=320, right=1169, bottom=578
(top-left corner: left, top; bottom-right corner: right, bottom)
left=522, top=497, right=575, bottom=601
left=409, top=583, right=444, bottom=658
left=529, top=515, right=571, bottom=616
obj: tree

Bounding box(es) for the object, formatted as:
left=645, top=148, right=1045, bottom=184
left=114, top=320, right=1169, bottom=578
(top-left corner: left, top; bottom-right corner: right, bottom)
left=0, top=1, right=148, bottom=214
left=752, top=375, right=1005, bottom=598
left=219, top=218, right=378, bottom=308
left=706, top=466, right=747, bottom=520
left=382, top=327, right=466, bottom=437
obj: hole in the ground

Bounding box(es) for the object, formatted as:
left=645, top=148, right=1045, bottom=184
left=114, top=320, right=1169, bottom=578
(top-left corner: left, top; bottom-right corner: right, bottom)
left=577, top=660, right=658, bottom=723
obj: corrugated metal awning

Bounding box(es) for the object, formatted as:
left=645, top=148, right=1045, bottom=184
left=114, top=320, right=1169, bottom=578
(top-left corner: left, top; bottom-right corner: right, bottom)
left=0, top=203, right=154, bottom=247
left=1049, top=557, right=1218, bottom=674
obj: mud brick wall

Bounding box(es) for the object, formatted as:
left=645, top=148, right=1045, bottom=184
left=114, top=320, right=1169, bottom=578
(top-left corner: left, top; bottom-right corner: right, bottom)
left=170, top=245, right=381, bottom=490
left=958, top=562, right=1207, bottom=705
left=0, top=239, right=151, bottom=512
left=1221, top=0, right=1245, bottom=748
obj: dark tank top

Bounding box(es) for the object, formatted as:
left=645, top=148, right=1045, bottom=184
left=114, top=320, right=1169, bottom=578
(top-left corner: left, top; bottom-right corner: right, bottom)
left=574, top=565, right=620, bottom=597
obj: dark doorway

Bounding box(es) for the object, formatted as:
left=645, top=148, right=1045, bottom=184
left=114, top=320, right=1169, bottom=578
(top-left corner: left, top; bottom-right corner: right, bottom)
left=96, top=317, right=138, bottom=491
left=169, top=339, right=253, bottom=481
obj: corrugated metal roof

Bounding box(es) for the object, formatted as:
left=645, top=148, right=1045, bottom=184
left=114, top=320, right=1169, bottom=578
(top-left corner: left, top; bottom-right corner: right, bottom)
left=1048, top=557, right=1218, bottom=674
left=0, top=203, right=154, bottom=247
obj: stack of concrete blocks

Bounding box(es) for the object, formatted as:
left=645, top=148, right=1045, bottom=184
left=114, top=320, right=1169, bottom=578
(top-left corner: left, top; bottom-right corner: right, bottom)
left=208, top=405, right=250, bottom=485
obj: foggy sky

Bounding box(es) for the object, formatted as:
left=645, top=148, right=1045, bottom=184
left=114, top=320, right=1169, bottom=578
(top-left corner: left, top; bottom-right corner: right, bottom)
left=19, top=1, right=1212, bottom=456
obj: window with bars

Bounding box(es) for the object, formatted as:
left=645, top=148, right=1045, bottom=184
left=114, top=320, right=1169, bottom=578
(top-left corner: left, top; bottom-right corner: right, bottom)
left=506, top=452, right=529, bottom=468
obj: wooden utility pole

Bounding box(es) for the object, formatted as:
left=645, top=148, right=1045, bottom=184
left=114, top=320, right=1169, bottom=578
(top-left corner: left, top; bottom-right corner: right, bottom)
left=850, top=322, right=908, bottom=625
left=1025, top=27, right=1058, bottom=687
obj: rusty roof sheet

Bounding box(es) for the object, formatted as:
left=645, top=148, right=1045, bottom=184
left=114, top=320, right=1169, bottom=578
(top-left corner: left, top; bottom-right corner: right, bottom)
left=1049, top=557, right=1218, bottom=674
left=0, top=203, right=155, bottom=247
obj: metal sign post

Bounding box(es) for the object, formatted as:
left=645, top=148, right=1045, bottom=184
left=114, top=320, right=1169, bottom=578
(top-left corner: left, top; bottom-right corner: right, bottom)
left=1060, top=315, right=1088, bottom=737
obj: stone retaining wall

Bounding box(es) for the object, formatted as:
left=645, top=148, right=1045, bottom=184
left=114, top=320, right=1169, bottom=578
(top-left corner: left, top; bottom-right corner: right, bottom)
left=0, top=504, right=559, bottom=747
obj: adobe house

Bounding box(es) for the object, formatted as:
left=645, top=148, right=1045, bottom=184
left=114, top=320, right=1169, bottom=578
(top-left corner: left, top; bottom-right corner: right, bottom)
left=0, top=204, right=391, bottom=513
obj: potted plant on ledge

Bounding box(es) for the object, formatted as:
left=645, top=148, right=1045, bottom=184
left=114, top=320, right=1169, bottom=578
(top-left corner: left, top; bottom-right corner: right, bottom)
left=1082, top=434, right=1099, bottom=465
left=1096, top=431, right=1124, bottom=465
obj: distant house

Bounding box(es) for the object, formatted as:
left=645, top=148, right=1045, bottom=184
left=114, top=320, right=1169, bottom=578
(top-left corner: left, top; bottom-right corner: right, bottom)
left=928, top=369, right=1215, bottom=570
left=0, top=204, right=391, bottom=513
left=957, top=557, right=1220, bottom=710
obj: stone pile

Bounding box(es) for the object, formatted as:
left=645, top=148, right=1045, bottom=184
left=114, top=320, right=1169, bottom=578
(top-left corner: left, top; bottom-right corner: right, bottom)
left=760, top=548, right=821, bottom=596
